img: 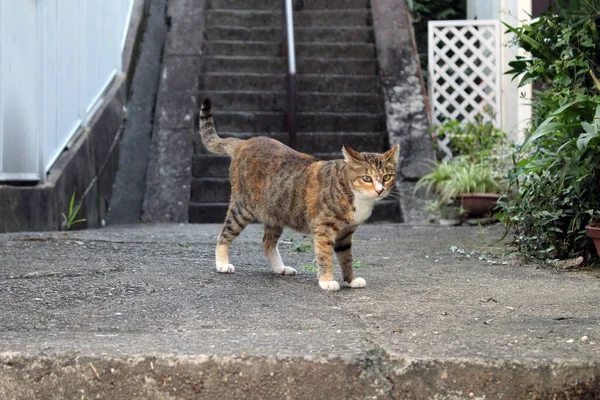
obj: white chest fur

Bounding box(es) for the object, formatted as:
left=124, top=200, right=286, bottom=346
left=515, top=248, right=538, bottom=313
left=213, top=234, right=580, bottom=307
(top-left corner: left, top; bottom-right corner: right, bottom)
left=352, top=195, right=376, bottom=225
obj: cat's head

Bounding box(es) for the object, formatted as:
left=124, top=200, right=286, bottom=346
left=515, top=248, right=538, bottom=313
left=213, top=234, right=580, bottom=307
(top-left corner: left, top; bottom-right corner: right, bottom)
left=342, top=144, right=400, bottom=199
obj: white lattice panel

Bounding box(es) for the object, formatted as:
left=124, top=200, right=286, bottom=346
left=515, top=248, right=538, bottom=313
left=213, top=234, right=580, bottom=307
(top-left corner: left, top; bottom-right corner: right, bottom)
left=428, top=20, right=501, bottom=160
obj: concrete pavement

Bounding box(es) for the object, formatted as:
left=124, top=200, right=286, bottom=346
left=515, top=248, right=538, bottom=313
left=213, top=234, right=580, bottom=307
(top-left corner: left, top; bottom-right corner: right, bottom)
left=0, top=223, right=599, bottom=399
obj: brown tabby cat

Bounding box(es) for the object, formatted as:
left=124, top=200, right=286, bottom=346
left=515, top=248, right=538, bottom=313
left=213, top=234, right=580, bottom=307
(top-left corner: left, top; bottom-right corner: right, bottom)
left=199, top=99, right=399, bottom=291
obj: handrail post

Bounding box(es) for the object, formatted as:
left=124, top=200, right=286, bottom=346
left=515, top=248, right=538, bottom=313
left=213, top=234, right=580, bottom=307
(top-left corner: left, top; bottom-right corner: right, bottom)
left=283, top=0, right=297, bottom=149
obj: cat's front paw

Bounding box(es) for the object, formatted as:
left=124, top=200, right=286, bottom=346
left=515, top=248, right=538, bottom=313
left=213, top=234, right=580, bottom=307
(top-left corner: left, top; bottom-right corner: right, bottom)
left=216, top=263, right=235, bottom=274
left=348, top=277, right=366, bottom=288
left=319, top=280, right=340, bottom=291
left=280, top=266, right=297, bottom=276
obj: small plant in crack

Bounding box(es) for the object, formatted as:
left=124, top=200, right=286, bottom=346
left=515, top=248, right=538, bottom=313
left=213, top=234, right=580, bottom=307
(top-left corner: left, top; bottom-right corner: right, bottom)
left=62, top=191, right=86, bottom=230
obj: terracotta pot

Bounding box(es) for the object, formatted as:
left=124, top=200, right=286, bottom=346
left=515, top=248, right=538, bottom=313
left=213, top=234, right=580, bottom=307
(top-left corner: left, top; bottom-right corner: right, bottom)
left=585, top=223, right=600, bottom=256
left=454, top=193, right=500, bottom=218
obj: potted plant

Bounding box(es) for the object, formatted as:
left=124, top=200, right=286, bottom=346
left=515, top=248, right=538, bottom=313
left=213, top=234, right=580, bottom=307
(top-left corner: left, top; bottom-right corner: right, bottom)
left=585, top=223, right=600, bottom=256
left=415, top=158, right=502, bottom=219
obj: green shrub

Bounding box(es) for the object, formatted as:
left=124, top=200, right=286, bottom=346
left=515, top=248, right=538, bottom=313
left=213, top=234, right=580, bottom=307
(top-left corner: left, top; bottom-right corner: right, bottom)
left=500, top=0, right=600, bottom=260
left=435, top=113, right=508, bottom=165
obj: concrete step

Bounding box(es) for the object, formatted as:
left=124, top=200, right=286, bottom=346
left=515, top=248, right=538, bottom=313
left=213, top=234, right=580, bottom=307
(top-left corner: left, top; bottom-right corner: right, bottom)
left=194, top=131, right=388, bottom=161
left=298, top=58, right=377, bottom=75
left=208, top=0, right=369, bottom=10
left=189, top=202, right=229, bottom=223
left=201, top=56, right=285, bottom=74
left=207, top=111, right=386, bottom=133
left=199, top=73, right=380, bottom=94
left=204, top=26, right=281, bottom=42
left=192, top=154, right=230, bottom=178
left=368, top=199, right=403, bottom=222
left=200, top=91, right=384, bottom=113
left=201, top=56, right=376, bottom=75
left=205, top=10, right=370, bottom=28
left=296, top=27, right=374, bottom=43
left=204, top=26, right=373, bottom=43
left=188, top=199, right=401, bottom=223
left=204, top=41, right=376, bottom=59
left=191, top=178, right=231, bottom=203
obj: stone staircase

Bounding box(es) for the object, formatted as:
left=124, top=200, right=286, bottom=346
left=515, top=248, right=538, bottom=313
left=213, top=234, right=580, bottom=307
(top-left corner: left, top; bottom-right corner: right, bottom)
left=191, top=0, right=401, bottom=223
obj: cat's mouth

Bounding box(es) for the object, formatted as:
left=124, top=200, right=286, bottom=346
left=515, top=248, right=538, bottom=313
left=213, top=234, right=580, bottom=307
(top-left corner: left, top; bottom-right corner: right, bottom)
left=360, top=191, right=388, bottom=200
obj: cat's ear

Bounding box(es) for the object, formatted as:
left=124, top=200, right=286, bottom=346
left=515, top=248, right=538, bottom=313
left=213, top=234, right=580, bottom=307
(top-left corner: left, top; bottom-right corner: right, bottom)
left=342, top=145, right=364, bottom=163
left=383, top=144, right=400, bottom=164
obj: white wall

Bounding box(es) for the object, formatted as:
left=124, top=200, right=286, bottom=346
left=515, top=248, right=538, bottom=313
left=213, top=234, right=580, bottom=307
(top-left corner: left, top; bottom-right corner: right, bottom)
left=467, top=0, right=532, bottom=142
left=0, top=0, right=134, bottom=182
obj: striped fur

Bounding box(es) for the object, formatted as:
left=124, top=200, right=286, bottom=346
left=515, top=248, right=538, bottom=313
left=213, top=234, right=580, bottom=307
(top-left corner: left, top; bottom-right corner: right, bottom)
left=199, top=98, right=400, bottom=291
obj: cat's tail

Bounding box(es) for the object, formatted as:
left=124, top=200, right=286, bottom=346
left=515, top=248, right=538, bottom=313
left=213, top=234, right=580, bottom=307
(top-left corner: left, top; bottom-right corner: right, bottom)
left=199, top=98, right=241, bottom=156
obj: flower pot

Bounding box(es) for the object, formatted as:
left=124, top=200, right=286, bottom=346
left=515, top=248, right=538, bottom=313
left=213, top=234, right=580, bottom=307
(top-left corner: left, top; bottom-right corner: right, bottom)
left=454, top=193, right=500, bottom=218
left=585, top=223, right=600, bottom=256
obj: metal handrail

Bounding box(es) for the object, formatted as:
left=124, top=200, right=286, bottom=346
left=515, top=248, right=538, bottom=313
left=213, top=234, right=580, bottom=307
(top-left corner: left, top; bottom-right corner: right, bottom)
left=283, top=0, right=297, bottom=149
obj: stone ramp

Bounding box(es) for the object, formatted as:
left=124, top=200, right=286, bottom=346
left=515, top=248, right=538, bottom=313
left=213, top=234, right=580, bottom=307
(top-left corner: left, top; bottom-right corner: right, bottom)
left=0, top=224, right=599, bottom=398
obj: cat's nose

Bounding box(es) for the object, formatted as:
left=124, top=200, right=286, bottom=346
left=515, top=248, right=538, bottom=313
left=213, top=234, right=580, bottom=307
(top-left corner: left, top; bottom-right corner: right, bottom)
left=375, top=183, right=384, bottom=195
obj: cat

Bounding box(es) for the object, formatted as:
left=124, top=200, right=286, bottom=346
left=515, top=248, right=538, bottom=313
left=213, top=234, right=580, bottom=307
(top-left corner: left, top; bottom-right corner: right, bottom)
left=199, top=98, right=399, bottom=291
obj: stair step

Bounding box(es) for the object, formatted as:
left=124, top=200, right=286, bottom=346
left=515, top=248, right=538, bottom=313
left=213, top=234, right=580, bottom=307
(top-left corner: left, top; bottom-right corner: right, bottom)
left=296, top=27, right=374, bottom=43
left=208, top=0, right=369, bottom=10
left=205, top=9, right=370, bottom=28
left=204, top=26, right=374, bottom=43
left=201, top=56, right=285, bottom=74
left=208, top=111, right=385, bottom=133
left=194, top=131, right=388, bottom=159
left=189, top=202, right=230, bottom=223
left=191, top=178, right=231, bottom=203
left=200, top=91, right=384, bottom=113
left=297, top=42, right=375, bottom=59
left=368, top=199, right=403, bottom=223
left=193, top=154, right=231, bottom=178
left=188, top=199, right=402, bottom=223
left=201, top=56, right=376, bottom=75
left=204, top=26, right=281, bottom=42
left=199, top=73, right=380, bottom=94
left=297, top=58, right=376, bottom=75
left=204, top=41, right=376, bottom=59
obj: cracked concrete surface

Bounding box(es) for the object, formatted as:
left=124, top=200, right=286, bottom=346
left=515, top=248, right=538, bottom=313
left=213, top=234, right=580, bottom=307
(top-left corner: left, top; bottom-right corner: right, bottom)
left=1, top=224, right=599, bottom=399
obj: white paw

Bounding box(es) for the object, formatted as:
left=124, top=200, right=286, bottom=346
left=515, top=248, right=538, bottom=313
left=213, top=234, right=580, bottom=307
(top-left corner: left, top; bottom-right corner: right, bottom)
left=280, top=266, right=297, bottom=276
left=216, top=263, right=235, bottom=274
left=319, top=280, right=340, bottom=291
left=349, top=277, right=366, bottom=288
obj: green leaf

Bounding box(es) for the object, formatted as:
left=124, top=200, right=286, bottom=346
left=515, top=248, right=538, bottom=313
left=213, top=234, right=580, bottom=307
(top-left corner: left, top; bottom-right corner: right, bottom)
left=576, top=121, right=599, bottom=150
left=69, top=192, right=76, bottom=214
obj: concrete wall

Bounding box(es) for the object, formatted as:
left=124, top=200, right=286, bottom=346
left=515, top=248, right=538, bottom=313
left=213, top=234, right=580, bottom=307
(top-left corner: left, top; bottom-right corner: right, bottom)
left=371, top=0, right=435, bottom=223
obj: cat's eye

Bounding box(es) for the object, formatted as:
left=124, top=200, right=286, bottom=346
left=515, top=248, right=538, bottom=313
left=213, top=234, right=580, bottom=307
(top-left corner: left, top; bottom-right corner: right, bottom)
left=361, top=175, right=372, bottom=183
left=383, top=174, right=393, bottom=182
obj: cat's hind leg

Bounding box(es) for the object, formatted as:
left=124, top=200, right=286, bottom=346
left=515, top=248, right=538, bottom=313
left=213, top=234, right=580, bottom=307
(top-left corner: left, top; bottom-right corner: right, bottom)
left=263, top=225, right=296, bottom=276
left=335, top=228, right=366, bottom=288
left=215, top=201, right=253, bottom=273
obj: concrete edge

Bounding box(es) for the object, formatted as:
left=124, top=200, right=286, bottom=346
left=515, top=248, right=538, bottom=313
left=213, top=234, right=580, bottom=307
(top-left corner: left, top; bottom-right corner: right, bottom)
left=1, top=351, right=598, bottom=399
left=123, top=0, right=151, bottom=99
left=141, top=0, right=208, bottom=223
left=106, top=0, right=169, bottom=225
